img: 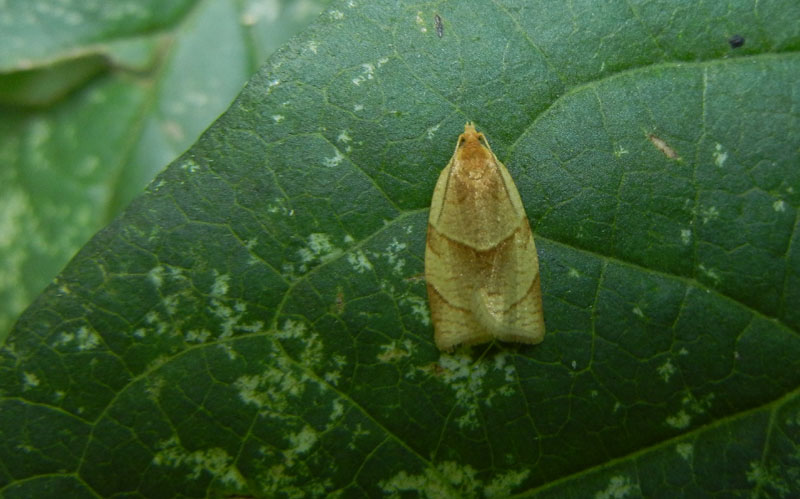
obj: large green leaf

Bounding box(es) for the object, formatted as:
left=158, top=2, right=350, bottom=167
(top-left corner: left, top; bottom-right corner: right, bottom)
left=2, top=0, right=800, bottom=497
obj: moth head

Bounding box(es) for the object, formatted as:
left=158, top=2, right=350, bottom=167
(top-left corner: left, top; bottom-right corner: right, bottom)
left=456, top=122, right=493, bottom=164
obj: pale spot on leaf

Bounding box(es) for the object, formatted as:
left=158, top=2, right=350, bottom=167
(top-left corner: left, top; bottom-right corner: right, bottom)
left=713, top=143, right=728, bottom=167
left=22, top=371, right=40, bottom=390
left=666, top=409, right=691, bottom=429
left=323, top=149, right=344, bottom=167
left=699, top=206, right=719, bottom=224
left=657, top=360, right=676, bottom=382
left=380, top=460, right=530, bottom=498
left=377, top=339, right=415, bottom=363
left=595, top=475, right=639, bottom=499
left=400, top=294, right=430, bottom=326
left=346, top=249, right=373, bottom=273
left=675, top=442, right=693, bottom=461
left=337, top=130, right=351, bottom=143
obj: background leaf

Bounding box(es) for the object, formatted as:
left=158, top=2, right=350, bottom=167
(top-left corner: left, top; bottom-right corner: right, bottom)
left=0, top=0, right=333, bottom=339
left=2, top=0, right=800, bottom=497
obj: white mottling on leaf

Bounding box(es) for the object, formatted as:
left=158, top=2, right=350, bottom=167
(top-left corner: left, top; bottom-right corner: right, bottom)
left=209, top=295, right=261, bottom=339
left=266, top=197, right=293, bottom=216
left=298, top=233, right=342, bottom=271
left=678, top=347, right=689, bottom=355
left=185, top=329, right=211, bottom=343
left=416, top=352, right=492, bottom=429
left=699, top=206, right=719, bottom=224
left=210, top=272, right=230, bottom=297
left=353, top=103, right=364, bottom=112
left=492, top=352, right=516, bottom=383
left=323, top=149, right=344, bottom=167
left=383, top=238, right=408, bottom=274
left=632, top=306, right=644, bottom=318
left=163, top=294, right=180, bottom=316
left=307, top=40, right=318, bottom=54
left=337, top=130, right=352, bottom=143
left=614, top=145, right=628, bottom=158
left=277, top=319, right=307, bottom=340
left=235, top=357, right=307, bottom=413
left=484, top=469, right=532, bottom=497
left=746, top=461, right=790, bottom=496
left=595, top=475, right=639, bottom=499
left=323, top=370, right=341, bottom=385
left=153, top=436, right=245, bottom=487
left=22, top=371, right=40, bottom=390
left=146, top=377, right=165, bottom=400
left=773, top=199, right=786, bottom=212
left=284, top=425, right=318, bottom=466
left=329, top=400, right=345, bottom=424
left=277, top=319, right=324, bottom=368
left=426, top=124, right=440, bottom=139
left=328, top=9, right=344, bottom=20
left=333, top=354, right=347, bottom=369
left=148, top=266, right=165, bottom=288
left=657, top=360, right=676, bottom=382
left=348, top=423, right=370, bottom=450
left=713, top=143, right=728, bottom=167
left=281, top=262, right=296, bottom=279
left=400, top=294, right=430, bottom=326
left=352, top=63, right=375, bottom=86
left=180, top=159, right=200, bottom=173
left=377, top=339, right=415, bottom=363
left=568, top=268, right=580, bottom=278
left=698, top=264, right=721, bottom=284
left=218, top=343, right=238, bottom=360
left=682, top=392, right=714, bottom=416
left=272, top=114, right=284, bottom=123
left=346, top=249, right=373, bottom=273
left=680, top=228, right=692, bottom=245
left=675, top=442, right=693, bottom=461
left=414, top=11, right=427, bottom=33
left=380, top=461, right=529, bottom=498
left=58, top=326, right=101, bottom=351
left=666, top=409, right=691, bottom=429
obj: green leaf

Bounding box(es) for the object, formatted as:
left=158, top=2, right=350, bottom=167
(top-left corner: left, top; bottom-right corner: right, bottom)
left=0, top=0, right=332, bottom=337
left=3, top=0, right=800, bottom=497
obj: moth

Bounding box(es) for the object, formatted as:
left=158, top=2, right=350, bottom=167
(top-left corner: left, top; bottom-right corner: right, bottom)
left=425, top=123, right=545, bottom=351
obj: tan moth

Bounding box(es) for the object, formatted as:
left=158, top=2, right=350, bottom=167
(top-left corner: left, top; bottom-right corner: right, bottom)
left=425, top=123, right=545, bottom=351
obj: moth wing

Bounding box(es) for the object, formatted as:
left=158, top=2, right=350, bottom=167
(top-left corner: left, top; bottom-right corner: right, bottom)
left=473, top=220, right=544, bottom=345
